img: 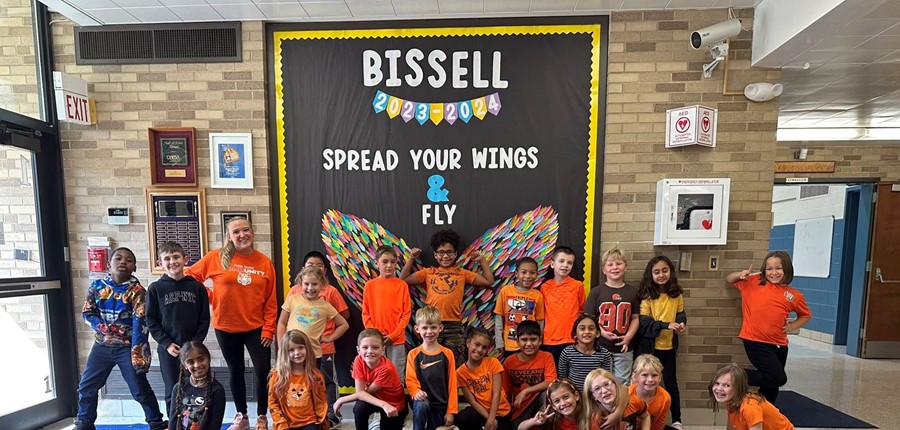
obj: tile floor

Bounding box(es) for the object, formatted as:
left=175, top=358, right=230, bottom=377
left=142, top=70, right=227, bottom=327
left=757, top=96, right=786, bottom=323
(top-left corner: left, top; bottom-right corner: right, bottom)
left=43, top=335, right=900, bottom=429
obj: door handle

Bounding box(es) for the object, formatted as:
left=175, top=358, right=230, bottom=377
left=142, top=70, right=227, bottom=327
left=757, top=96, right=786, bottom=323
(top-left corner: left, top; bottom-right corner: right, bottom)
left=875, top=267, right=900, bottom=284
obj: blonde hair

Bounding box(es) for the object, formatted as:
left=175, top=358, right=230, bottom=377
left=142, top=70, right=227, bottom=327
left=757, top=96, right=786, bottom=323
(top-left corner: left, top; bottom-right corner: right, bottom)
left=272, top=330, right=318, bottom=398
left=294, top=265, right=326, bottom=286
left=220, top=217, right=251, bottom=269
left=632, top=354, right=664, bottom=381
left=601, top=246, right=626, bottom=265
left=415, top=306, right=441, bottom=325
left=582, top=368, right=628, bottom=430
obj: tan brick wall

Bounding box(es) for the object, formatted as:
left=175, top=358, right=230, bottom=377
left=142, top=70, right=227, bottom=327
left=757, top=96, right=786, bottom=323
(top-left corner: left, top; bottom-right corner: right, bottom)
left=0, top=146, right=41, bottom=278
left=605, top=8, right=779, bottom=412
left=776, top=144, right=900, bottom=181
left=0, top=0, right=40, bottom=119
left=51, top=18, right=270, bottom=368
left=50, top=8, right=893, bottom=420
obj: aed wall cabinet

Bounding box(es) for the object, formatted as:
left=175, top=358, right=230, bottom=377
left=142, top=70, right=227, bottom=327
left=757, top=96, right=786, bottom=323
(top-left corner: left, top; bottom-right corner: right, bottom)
left=654, top=178, right=731, bottom=245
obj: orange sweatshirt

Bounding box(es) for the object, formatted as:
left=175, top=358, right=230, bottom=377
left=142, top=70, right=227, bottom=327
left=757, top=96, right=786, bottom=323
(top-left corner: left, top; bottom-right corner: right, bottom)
left=362, top=277, right=411, bottom=345
left=185, top=249, right=278, bottom=339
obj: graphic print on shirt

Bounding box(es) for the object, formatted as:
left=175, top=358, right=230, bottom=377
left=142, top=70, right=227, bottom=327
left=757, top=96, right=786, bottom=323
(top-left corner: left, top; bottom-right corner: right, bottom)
left=430, top=271, right=458, bottom=295
left=180, top=393, right=208, bottom=429
left=505, top=296, right=537, bottom=340
left=293, top=306, right=324, bottom=328
left=286, top=382, right=310, bottom=408
left=461, top=372, right=491, bottom=395
left=598, top=297, right=631, bottom=335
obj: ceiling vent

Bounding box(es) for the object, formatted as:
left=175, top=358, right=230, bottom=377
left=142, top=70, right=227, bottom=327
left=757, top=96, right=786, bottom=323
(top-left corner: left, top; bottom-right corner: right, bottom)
left=75, top=22, right=241, bottom=65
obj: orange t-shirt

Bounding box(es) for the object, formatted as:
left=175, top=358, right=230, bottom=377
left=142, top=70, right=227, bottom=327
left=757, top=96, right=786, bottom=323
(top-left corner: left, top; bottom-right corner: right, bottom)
left=414, top=267, right=477, bottom=321
left=352, top=355, right=406, bottom=412
left=267, top=370, right=328, bottom=430
left=628, top=384, right=671, bottom=430
left=456, top=357, right=511, bottom=418
left=732, top=275, right=812, bottom=346
left=362, top=277, right=412, bottom=345
left=728, top=396, right=794, bottom=430
left=185, top=249, right=278, bottom=339
left=502, top=351, right=557, bottom=419
left=541, top=277, right=586, bottom=346
left=622, top=394, right=648, bottom=430
left=493, top=285, right=545, bottom=351
left=288, top=284, right=348, bottom=355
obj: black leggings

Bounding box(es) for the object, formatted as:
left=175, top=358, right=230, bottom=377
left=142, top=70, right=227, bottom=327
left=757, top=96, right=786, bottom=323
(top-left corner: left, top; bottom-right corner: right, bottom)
left=654, top=349, right=681, bottom=423
left=456, top=406, right=512, bottom=430
left=742, top=339, right=788, bottom=402
left=215, top=327, right=271, bottom=416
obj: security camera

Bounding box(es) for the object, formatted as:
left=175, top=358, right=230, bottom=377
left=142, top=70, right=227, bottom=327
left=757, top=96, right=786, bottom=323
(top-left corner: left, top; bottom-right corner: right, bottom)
left=690, top=19, right=742, bottom=50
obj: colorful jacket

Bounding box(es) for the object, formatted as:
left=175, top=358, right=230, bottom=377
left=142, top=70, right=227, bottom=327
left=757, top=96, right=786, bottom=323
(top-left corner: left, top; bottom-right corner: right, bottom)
left=82, top=275, right=151, bottom=373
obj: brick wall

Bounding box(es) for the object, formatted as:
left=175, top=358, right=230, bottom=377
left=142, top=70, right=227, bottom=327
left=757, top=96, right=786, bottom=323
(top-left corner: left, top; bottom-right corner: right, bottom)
left=0, top=0, right=40, bottom=119
left=0, top=146, right=41, bottom=278
left=51, top=19, right=270, bottom=369
left=776, top=144, right=900, bottom=181
left=48, top=8, right=891, bottom=423
left=604, top=8, right=779, bottom=413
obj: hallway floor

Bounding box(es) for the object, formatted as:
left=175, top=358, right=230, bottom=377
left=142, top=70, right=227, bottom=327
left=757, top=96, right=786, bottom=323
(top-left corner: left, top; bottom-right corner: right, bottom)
left=44, top=335, right=900, bottom=429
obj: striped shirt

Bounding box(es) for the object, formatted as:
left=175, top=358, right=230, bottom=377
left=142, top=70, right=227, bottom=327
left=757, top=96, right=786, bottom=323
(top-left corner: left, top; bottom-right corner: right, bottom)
left=557, top=344, right=613, bottom=390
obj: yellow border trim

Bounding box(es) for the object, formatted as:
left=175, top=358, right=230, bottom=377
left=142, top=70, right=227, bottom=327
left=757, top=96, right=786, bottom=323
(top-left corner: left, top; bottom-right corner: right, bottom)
left=273, top=24, right=602, bottom=291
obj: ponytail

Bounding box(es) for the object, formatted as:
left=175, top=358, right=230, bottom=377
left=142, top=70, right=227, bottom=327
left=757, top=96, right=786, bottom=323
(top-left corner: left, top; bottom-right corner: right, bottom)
left=220, top=241, right=235, bottom=270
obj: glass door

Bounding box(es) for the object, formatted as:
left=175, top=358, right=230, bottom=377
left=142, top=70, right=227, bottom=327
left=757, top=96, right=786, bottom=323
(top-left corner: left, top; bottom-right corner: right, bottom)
left=0, top=118, right=76, bottom=430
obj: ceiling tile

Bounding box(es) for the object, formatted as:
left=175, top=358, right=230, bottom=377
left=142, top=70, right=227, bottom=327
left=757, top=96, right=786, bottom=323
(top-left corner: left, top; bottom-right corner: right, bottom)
left=855, top=35, right=900, bottom=51
left=113, top=0, right=162, bottom=6
left=484, top=0, right=531, bottom=13
left=574, top=0, right=624, bottom=10
left=835, top=18, right=899, bottom=36
left=863, top=1, right=900, bottom=19
left=76, top=0, right=118, bottom=7
left=857, top=62, right=900, bottom=75
left=808, top=36, right=869, bottom=52
left=256, top=3, right=309, bottom=18
left=83, top=8, right=140, bottom=24
left=711, top=0, right=760, bottom=7
left=166, top=5, right=225, bottom=21
left=830, top=50, right=893, bottom=63
left=158, top=0, right=208, bottom=5
left=664, top=0, right=716, bottom=9
left=212, top=3, right=265, bottom=19
left=806, top=63, right=867, bottom=76
left=300, top=1, right=353, bottom=17
left=530, top=0, right=576, bottom=12
left=620, top=0, right=669, bottom=9
left=437, top=0, right=483, bottom=14
left=346, top=0, right=396, bottom=16
left=391, top=0, right=440, bottom=15
left=204, top=0, right=253, bottom=4
left=127, top=6, right=181, bottom=22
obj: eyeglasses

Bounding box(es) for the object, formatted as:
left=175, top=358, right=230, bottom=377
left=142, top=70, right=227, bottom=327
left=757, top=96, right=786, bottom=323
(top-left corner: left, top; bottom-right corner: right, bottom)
left=435, top=250, right=457, bottom=256
left=590, top=380, right=615, bottom=394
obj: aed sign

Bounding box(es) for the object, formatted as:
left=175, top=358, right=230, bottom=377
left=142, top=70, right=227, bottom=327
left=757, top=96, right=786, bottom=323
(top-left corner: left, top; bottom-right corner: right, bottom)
left=665, top=105, right=717, bottom=148
left=53, top=71, right=93, bottom=125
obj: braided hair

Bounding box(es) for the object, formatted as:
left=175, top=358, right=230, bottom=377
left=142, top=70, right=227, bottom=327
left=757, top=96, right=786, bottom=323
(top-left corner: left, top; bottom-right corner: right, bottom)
left=173, top=341, right=215, bottom=430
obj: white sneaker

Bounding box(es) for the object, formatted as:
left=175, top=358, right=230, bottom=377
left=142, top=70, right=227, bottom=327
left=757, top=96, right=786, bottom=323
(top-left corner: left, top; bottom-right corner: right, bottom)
left=670, top=422, right=683, bottom=430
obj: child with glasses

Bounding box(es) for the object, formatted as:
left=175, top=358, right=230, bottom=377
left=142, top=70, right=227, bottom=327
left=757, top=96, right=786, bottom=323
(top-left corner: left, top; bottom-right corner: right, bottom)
left=401, top=228, right=494, bottom=366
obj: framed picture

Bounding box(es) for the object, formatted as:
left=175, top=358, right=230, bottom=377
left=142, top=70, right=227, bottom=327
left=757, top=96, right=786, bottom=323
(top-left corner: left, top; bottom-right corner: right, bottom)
left=221, top=211, right=252, bottom=242
left=209, top=132, right=254, bottom=189
left=149, top=127, right=197, bottom=186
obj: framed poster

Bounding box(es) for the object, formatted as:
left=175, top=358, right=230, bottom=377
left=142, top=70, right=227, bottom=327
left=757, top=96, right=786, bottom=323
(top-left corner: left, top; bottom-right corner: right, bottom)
left=221, top=211, right=252, bottom=242
left=209, top=132, right=254, bottom=189
left=148, top=127, right=197, bottom=186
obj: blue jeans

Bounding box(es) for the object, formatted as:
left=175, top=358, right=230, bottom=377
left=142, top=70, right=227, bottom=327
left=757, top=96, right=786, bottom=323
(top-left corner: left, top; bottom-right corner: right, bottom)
left=412, top=399, right=446, bottom=430
left=76, top=344, right=163, bottom=425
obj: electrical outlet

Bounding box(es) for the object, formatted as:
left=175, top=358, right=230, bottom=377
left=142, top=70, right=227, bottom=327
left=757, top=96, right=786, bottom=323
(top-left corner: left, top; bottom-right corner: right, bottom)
left=709, top=255, right=719, bottom=271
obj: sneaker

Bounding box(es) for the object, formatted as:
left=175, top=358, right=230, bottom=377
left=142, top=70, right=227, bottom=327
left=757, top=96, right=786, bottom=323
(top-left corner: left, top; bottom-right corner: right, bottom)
left=226, top=412, right=249, bottom=430
left=73, top=420, right=96, bottom=430
left=256, top=415, right=269, bottom=430
left=670, top=422, right=684, bottom=430
left=149, top=420, right=168, bottom=430
left=329, top=416, right=341, bottom=429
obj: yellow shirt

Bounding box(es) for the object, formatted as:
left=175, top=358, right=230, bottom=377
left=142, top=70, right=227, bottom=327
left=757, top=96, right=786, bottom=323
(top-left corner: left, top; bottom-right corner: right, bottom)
left=640, top=294, right=683, bottom=350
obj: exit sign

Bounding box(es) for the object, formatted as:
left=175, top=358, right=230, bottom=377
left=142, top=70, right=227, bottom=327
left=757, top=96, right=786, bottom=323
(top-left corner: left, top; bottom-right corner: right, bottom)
left=53, top=71, right=93, bottom=125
